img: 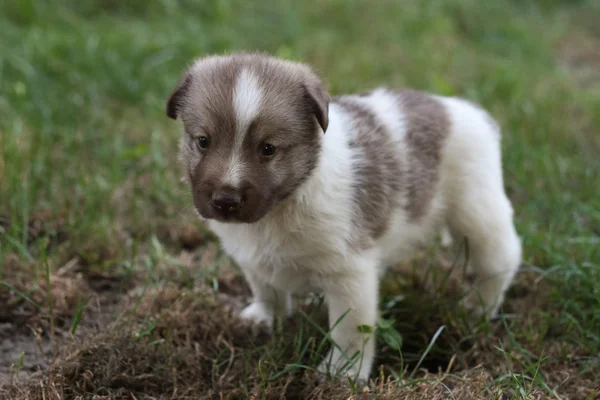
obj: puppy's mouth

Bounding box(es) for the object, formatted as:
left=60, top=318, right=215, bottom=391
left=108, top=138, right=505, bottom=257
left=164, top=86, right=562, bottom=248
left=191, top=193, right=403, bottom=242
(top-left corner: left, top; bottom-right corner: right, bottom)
left=194, top=203, right=266, bottom=224
left=210, top=208, right=248, bottom=223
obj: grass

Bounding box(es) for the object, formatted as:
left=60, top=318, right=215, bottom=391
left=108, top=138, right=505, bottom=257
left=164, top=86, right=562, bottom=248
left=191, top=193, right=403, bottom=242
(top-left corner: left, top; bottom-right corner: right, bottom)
left=1, top=0, right=599, bottom=398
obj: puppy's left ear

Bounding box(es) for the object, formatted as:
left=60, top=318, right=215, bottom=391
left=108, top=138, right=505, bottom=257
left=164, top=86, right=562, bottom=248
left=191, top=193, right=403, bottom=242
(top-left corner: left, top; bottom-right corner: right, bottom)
left=303, top=79, right=330, bottom=133
left=166, top=73, right=192, bottom=120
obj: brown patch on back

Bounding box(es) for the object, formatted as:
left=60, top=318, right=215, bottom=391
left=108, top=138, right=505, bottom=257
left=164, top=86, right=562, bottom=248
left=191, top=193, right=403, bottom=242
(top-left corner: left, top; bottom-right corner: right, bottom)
left=334, top=96, right=402, bottom=246
left=397, top=90, right=450, bottom=221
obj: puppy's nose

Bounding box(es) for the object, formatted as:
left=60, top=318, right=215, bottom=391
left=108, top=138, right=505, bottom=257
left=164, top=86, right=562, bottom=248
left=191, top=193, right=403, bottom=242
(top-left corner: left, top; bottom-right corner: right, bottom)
left=211, top=192, right=242, bottom=212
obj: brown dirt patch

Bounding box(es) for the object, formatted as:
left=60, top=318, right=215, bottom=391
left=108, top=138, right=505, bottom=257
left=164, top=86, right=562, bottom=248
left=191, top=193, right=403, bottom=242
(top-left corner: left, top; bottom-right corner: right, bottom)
left=1, top=243, right=598, bottom=399
left=0, top=287, right=495, bottom=400
left=0, top=253, right=130, bottom=384
left=4, top=285, right=595, bottom=399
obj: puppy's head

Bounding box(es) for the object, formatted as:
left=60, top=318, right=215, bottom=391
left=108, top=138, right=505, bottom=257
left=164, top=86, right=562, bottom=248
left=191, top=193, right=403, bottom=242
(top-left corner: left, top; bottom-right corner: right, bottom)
left=167, top=53, right=329, bottom=223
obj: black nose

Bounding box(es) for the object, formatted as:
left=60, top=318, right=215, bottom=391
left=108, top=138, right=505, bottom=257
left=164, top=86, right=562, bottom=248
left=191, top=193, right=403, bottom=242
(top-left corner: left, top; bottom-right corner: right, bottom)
left=211, top=192, right=242, bottom=212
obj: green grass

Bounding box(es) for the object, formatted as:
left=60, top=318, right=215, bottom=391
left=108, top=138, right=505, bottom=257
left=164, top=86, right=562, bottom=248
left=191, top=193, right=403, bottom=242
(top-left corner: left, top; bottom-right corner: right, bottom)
left=1, top=0, right=599, bottom=398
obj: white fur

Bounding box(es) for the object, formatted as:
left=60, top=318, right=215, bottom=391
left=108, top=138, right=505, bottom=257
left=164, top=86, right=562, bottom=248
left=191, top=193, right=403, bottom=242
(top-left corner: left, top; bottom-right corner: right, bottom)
left=224, top=68, right=263, bottom=186
left=233, top=68, right=263, bottom=124
left=207, top=86, right=521, bottom=381
left=438, top=96, right=521, bottom=313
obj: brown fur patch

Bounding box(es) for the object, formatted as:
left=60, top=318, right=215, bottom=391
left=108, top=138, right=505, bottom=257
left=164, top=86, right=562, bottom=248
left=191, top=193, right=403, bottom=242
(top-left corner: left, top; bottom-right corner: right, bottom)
left=397, top=90, right=450, bottom=221
left=334, top=96, right=402, bottom=246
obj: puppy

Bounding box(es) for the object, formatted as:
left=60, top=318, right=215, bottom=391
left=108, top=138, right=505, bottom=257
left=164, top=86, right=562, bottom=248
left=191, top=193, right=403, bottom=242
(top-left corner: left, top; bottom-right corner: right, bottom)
left=166, top=52, right=522, bottom=381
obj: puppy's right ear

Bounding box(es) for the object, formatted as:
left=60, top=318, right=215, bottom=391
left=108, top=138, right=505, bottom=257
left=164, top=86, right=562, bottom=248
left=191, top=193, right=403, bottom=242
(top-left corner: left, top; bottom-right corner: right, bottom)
left=166, top=73, right=192, bottom=120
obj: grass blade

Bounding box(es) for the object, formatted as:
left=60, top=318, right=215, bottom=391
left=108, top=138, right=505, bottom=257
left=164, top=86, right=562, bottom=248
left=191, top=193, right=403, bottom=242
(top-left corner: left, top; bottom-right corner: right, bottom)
left=410, top=325, right=445, bottom=379
left=70, top=296, right=89, bottom=335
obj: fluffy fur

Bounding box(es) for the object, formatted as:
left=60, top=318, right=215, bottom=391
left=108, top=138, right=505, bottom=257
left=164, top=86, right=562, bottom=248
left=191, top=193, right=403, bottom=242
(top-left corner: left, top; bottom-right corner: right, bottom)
left=166, top=52, right=522, bottom=381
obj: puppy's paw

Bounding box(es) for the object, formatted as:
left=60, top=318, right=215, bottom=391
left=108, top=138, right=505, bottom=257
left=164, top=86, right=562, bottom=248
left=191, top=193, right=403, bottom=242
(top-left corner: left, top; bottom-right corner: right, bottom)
left=239, top=302, right=274, bottom=332
left=461, top=292, right=499, bottom=319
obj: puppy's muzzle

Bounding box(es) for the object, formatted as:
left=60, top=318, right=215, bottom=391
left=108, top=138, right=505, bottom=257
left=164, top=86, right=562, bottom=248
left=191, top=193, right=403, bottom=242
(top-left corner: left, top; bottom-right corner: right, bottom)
left=210, top=187, right=243, bottom=218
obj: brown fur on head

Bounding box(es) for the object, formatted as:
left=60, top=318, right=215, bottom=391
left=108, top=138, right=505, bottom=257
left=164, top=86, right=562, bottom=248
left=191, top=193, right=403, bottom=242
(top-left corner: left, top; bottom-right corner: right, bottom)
left=166, top=53, right=330, bottom=223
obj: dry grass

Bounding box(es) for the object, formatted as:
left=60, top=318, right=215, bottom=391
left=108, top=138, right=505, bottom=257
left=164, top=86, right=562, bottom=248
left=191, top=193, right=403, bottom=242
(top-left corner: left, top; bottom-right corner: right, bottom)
left=0, top=282, right=519, bottom=399
left=1, top=246, right=598, bottom=399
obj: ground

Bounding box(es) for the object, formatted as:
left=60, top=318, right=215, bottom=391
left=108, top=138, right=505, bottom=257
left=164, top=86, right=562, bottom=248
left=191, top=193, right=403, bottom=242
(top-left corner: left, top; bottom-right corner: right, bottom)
left=0, top=0, right=599, bottom=399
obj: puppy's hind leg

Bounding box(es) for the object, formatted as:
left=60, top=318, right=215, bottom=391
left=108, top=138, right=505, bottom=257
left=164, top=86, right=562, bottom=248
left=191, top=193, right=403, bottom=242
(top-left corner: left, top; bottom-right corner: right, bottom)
left=447, top=180, right=521, bottom=318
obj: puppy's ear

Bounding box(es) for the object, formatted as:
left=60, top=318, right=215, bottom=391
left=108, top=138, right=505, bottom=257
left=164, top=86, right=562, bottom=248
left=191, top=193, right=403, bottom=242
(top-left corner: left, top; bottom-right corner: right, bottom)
left=166, top=73, right=192, bottom=120
left=303, top=79, right=330, bottom=133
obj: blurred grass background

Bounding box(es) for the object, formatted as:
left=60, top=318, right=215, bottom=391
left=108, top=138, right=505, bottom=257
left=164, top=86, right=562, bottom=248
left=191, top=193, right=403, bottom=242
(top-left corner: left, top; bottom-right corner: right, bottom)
left=0, top=0, right=599, bottom=398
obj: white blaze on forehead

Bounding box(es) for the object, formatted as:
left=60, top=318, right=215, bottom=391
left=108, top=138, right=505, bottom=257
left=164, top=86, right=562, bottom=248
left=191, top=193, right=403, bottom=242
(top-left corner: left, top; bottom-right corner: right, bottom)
left=223, top=68, right=264, bottom=186
left=233, top=68, right=263, bottom=128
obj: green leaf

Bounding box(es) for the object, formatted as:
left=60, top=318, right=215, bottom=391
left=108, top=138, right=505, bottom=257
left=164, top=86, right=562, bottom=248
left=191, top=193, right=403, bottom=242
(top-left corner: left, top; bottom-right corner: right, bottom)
left=376, top=316, right=395, bottom=330
left=17, top=352, right=24, bottom=369
left=70, top=296, right=89, bottom=335
left=347, top=375, right=357, bottom=392
left=382, top=330, right=403, bottom=351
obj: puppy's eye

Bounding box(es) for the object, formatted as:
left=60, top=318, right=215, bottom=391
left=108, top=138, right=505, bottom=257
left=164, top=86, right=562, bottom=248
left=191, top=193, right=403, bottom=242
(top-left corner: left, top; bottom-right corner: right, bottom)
left=260, top=143, right=276, bottom=157
left=196, top=136, right=210, bottom=150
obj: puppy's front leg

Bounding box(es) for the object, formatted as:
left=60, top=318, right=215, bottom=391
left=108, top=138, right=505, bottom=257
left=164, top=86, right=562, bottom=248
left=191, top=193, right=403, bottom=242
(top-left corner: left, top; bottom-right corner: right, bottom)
left=239, top=267, right=292, bottom=332
left=318, top=258, right=379, bottom=382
